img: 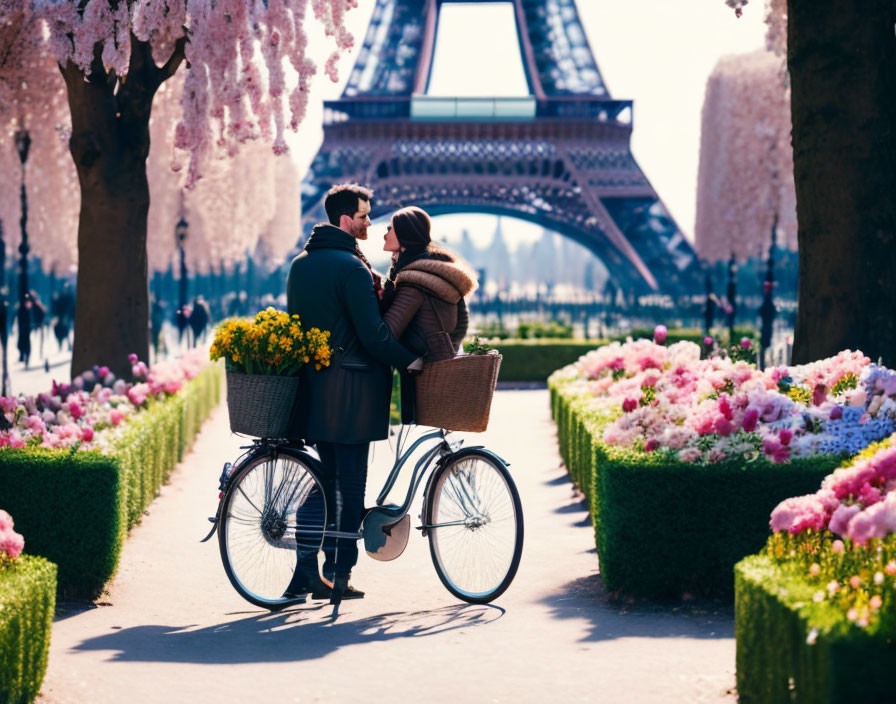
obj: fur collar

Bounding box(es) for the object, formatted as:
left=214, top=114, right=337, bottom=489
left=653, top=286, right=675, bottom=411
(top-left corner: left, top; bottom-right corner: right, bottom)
left=395, top=247, right=478, bottom=303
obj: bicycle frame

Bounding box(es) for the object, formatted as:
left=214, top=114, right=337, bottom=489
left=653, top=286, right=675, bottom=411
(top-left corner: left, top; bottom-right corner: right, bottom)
left=205, top=427, right=499, bottom=544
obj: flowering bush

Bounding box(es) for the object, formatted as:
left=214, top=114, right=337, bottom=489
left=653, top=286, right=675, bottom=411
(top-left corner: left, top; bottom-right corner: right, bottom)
left=210, top=308, right=332, bottom=375
left=0, top=350, right=205, bottom=451
left=558, top=337, right=896, bottom=465
left=0, top=510, right=23, bottom=562
left=760, top=433, right=896, bottom=632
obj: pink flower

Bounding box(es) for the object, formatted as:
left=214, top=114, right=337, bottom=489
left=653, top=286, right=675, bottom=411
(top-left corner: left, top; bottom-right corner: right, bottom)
left=703, top=336, right=713, bottom=347
left=779, top=429, right=793, bottom=446
left=653, top=324, right=667, bottom=345
left=80, top=426, right=94, bottom=442
left=645, top=438, right=659, bottom=452
left=127, top=383, right=150, bottom=407
left=68, top=400, right=83, bottom=419
left=718, top=395, right=734, bottom=421
left=809, top=563, right=821, bottom=577
left=98, top=366, right=110, bottom=378
left=8, top=431, right=26, bottom=449
left=832, top=540, right=845, bottom=553
left=0, top=530, right=24, bottom=559
left=0, top=510, right=13, bottom=532
left=622, top=398, right=638, bottom=413
left=742, top=408, right=759, bottom=432
left=829, top=504, right=862, bottom=536
left=128, top=353, right=138, bottom=364
left=740, top=338, right=752, bottom=349
left=870, top=595, right=883, bottom=609
left=0, top=397, right=17, bottom=414
left=812, top=384, right=828, bottom=406
left=886, top=561, right=896, bottom=576
left=110, top=409, right=124, bottom=426
left=714, top=417, right=734, bottom=437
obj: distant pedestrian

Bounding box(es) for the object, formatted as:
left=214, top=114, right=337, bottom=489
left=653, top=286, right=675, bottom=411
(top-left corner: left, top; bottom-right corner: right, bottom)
left=189, top=296, right=210, bottom=345
left=16, top=293, right=32, bottom=368
left=150, top=297, right=167, bottom=357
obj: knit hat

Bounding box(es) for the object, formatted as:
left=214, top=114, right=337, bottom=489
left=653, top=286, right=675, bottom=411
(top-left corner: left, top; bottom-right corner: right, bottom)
left=391, top=206, right=431, bottom=252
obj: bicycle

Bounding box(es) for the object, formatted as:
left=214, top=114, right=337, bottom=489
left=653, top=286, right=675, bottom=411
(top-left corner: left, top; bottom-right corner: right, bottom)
left=202, top=425, right=524, bottom=614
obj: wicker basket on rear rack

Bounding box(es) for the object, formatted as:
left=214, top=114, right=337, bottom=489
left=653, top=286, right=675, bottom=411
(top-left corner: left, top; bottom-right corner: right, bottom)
left=414, top=351, right=502, bottom=432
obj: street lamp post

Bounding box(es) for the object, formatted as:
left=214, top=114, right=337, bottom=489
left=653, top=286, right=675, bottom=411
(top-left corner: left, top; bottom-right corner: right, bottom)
left=759, top=215, right=778, bottom=370
left=726, top=255, right=737, bottom=345
left=14, top=129, right=31, bottom=369
left=175, top=216, right=189, bottom=344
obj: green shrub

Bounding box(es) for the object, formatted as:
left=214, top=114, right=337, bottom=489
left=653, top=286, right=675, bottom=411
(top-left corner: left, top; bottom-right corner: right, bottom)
left=0, top=555, right=56, bottom=704
left=0, top=364, right=222, bottom=598
left=496, top=339, right=606, bottom=382
left=735, top=555, right=896, bottom=703
left=549, top=378, right=842, bottom=598
left=610, top=326, right=756, bottom=346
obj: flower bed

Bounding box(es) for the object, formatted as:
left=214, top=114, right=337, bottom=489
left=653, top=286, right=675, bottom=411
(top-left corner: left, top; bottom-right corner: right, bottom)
left=735, top=436, right=896, bottom=702
left=0, top=355, right=222, bottom=597
left=0, top=511, right=57, bottom=704
left=549, top=336, right=896, bottom=598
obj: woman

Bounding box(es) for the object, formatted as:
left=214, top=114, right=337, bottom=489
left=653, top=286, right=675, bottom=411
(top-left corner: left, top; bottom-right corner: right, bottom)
left=380, top=206, right=477, bottom=422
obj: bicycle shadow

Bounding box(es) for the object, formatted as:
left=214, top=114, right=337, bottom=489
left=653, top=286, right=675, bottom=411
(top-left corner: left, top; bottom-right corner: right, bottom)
left=541, top=573, right=734, bottom=643
left=70, top=603, right=504, bottom=664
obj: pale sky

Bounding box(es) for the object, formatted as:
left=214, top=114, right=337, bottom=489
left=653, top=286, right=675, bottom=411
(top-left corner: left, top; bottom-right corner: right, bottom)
left=286, top=0, right=767, bottom=245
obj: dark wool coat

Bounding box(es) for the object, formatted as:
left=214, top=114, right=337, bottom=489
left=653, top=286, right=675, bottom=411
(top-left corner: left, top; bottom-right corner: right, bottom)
left=382, top=247, right=477, bottom=424
left=287, top=224, right=417, bottom=443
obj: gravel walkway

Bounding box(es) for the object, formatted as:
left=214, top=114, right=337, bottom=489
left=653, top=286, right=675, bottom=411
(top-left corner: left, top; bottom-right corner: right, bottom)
left=38, top=390, right=736, bottom=703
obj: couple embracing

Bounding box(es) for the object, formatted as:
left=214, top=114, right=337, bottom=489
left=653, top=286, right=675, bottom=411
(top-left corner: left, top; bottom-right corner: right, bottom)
left=284, top=183, right=477, bottom=601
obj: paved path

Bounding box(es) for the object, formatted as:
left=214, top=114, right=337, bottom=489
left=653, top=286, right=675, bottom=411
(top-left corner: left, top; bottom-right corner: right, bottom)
left=38, top=390, right=736, bottom=703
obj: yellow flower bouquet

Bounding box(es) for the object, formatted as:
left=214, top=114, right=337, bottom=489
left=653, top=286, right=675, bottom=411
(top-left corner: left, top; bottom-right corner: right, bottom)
left=210, top=308, right=332, bottom=376
left=209, top=308, right=333, bottom=437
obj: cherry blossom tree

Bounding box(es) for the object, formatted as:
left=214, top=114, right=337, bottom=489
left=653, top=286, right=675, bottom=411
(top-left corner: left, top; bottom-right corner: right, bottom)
left=695, top=49, right=796, bottom=264
left=0, top=0, right=356, bottom=377
left=727, top=0, right=896, bottom=365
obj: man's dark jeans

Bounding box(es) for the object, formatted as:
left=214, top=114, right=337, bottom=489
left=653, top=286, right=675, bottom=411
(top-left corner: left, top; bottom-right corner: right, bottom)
left=312, top=441, right=370, bottom=580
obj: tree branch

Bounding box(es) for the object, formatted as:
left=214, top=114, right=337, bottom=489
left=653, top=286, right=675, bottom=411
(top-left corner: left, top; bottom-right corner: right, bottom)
left=159, top=33, right=188, bottom=84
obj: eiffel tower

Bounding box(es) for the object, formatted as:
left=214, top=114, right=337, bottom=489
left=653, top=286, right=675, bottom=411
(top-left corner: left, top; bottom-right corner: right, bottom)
left=301, top=0, right=700, bottom=295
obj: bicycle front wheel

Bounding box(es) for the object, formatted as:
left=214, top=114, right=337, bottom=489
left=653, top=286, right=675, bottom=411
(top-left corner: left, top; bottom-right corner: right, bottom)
left=426, top=451, right=523, bottom=603
left=218, top=449, right=326, bottom=610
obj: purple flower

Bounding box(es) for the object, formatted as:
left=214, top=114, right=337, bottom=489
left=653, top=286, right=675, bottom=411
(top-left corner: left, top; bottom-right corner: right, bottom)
left=703, top=336, right=714, bottom=347
left=740, top=338, right=753, bottom=349
left=830, top=406, right=844, bottom=420
left=653, top=324, right=668, bottom=345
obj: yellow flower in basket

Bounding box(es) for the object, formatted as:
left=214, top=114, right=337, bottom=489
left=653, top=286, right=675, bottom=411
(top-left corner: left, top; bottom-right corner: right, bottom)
left=210, top=307, right=332, bottom=376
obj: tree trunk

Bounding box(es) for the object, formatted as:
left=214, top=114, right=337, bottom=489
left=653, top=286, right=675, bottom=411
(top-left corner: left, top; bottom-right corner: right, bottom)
left=789, top=2, right=896, bottom=365
left=61, top=39, right=184, bottom=379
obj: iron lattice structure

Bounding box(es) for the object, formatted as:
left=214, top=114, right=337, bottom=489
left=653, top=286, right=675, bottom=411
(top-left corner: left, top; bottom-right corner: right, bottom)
left=301, top=0, right=700, bottom=295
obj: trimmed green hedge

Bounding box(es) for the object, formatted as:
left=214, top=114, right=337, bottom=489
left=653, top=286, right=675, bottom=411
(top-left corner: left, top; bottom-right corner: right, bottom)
left=0, top=556, right=56, bottom=704
left=736, top=555, right=896, bottom=703
left=0, top=364, right=222, bottom=598
left=496, top=339, right=608, bottom=383
left=550, top=378, right=843, bottom=598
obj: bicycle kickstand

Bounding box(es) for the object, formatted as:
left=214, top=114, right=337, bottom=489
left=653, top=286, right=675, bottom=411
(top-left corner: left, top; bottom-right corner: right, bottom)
left=329, top=575, right=348, bottom=618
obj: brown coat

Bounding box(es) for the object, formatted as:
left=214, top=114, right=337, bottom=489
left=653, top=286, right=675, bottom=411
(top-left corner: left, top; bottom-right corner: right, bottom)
left=382, top=248, right=477, bottom=362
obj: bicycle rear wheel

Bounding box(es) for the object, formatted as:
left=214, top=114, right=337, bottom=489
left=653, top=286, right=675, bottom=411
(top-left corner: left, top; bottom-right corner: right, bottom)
left=426, top=450, right=523, bottom=603
left=218, top=449, right=326, bottom=610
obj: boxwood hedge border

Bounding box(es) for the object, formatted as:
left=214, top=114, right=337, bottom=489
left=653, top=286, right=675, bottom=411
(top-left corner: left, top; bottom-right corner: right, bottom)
left=549, top=373, right=843, bottom=598
left=0, top=363, right=222, bottom=598
left=735, top=555, right=896, bottom=703
left=0, top=555, right=56, bottom=704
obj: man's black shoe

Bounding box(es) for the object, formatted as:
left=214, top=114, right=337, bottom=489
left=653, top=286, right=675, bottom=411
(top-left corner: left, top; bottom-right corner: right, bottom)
left=311, top=582, right=365, bottom=600
left=280, top=590, right=308, bottom=603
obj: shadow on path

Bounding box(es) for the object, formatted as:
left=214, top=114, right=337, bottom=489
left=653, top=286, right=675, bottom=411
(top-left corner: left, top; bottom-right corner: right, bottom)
left=541, top=574, right=734, bottom=643
left=70, top=603, right=504, bottom=664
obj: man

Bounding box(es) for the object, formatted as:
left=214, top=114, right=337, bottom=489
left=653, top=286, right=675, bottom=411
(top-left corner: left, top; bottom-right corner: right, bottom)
left=285, top=183, right=420, bottom=603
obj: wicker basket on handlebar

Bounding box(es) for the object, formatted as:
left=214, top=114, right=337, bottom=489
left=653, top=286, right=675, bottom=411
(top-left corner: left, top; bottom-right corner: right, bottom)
left=414, top=351, right=502, bottom=432
left=226, top=371, right=300, bottom=437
